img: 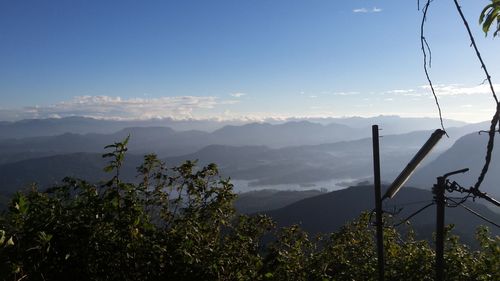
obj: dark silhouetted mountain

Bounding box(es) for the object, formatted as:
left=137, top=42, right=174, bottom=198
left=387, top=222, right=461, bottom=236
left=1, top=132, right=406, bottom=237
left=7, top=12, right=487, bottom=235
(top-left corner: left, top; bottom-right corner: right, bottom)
left=263, top=185, right=499, bottom=244
left=234, top=189, right=324, bottom=214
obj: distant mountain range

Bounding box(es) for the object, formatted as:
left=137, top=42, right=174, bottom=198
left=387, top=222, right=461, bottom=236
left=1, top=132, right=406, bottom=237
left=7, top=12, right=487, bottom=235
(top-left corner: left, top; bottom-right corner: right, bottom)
left=0, top=115, right=497, bottom=204
left=0, top=116, right=244, bottom=138
left=0, top=117, right=476, bottom=164
left=0, top=120, right=494, bottom=196
left=0, top=121, right=369, bottom=163
left=0, top=115, right=467, bottom=139
left=165, top=125, right=490, bottom=189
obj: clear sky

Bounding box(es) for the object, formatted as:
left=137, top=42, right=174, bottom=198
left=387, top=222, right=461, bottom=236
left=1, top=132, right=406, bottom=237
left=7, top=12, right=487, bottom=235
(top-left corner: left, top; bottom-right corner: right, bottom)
left=0, top=0, right=498, bottom=123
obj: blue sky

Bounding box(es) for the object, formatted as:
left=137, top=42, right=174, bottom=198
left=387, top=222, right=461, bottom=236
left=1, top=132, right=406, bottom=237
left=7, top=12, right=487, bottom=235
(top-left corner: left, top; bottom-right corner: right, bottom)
left=0, top=0, right=498, bottom=122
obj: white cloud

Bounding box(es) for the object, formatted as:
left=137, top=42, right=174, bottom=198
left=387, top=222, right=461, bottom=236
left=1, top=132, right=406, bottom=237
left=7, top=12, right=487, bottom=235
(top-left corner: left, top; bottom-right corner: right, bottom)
left=331, top=91, right=360, bottom=96
left=385, top=89, right=415, bottom=94
left=2, top=95, right=225, bottom=120
left=419, top=84, right=500, bottom=96
left=353, top=8, right=368, bottom=13
left=353, top=7, right=383, bottom=13
left=230, top=92, right=246, bottom=98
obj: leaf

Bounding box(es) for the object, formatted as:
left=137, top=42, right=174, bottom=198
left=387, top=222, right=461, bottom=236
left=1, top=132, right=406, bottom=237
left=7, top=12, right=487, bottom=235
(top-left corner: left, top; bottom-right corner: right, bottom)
left=0, top=230, right=5, bottom=245
left=6, top=237, right=14, bottom=246
left=480, top=1, right=500, bottom=36
left=13, top=193, right=28, bottom=214
left=103, top=165, right=114, bottom=173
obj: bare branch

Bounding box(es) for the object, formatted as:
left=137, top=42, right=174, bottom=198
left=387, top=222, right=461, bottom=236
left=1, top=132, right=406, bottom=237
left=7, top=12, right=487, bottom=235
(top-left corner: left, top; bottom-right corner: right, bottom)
left=474, top=108, right=499, bottom=190
left=453, top=0, right=499, bottom=191
left=421, top=0, right=447, bottom=135
left=453, top=0, right=498, bottom=103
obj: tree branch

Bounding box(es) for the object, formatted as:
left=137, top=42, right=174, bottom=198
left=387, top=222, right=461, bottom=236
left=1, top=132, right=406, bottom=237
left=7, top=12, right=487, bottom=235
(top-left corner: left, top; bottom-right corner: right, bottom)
left=421, top=0, right=447, bottom=135
left=453, top=0, right=499, bottom=191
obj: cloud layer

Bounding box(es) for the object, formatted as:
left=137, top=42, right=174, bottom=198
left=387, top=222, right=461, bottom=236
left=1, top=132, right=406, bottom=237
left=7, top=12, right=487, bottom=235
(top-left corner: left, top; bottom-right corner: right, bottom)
left=1, top=83, right=498, bottom=122
left=0, top=95, right=223, bottom=121
left=420, top=84, right=500, bottom=96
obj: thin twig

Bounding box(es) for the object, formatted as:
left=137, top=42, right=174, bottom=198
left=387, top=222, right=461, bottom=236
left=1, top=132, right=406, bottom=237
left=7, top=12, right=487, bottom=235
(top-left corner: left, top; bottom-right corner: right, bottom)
left=453, top=0, right=498, bottom=103
left=454, top=0, right=498, bottom=103
left=421, top=0, right=447, bottom=135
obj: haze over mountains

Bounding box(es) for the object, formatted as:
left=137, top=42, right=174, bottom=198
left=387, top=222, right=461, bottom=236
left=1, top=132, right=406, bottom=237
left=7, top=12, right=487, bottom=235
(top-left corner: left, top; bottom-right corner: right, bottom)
left=0, top=116, right=496, bottom=195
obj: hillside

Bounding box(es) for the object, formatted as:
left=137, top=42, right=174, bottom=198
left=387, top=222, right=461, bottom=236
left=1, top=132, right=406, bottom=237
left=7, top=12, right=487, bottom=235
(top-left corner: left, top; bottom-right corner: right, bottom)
left=263, top=185, right=500, bottom=244
left=234, top=189, right=325, bottom=214
left=409, top=131, right=500, bottom=200
left=0, top=153, right=143, bottom=196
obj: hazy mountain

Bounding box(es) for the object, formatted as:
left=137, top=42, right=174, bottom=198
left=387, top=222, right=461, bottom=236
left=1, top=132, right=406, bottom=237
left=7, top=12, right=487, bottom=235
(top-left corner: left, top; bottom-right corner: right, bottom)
left=165, top=130, right=460, bottom=189
left=0, top=120, right=367, bottom=156
left=263, top=185, right=500, bottom=244
left=303, top=116, right=467, bottom=134
left=0, top=127, right=214, bottom=164
left=0, top=120, right=366, bottom=164
left=211, top=121, right=366, bottom=147
left=0, top=135, right=415, bottom=196
left=409, top=131, right=500, bottom=200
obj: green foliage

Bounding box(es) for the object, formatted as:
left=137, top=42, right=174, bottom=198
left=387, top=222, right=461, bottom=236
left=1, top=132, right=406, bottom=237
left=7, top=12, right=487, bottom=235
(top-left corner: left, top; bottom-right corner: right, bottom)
left=480, top=0, right=500, bottom=37
left=0, top=137, right=498, bottom=280
left=262, top=225, right=315, bottom=280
